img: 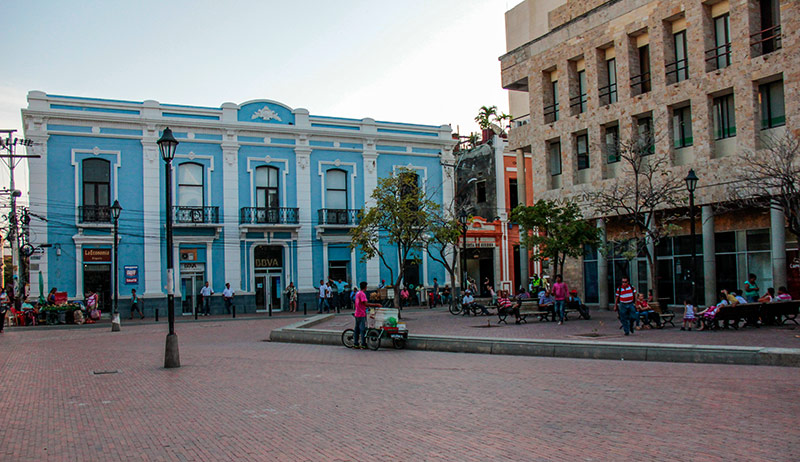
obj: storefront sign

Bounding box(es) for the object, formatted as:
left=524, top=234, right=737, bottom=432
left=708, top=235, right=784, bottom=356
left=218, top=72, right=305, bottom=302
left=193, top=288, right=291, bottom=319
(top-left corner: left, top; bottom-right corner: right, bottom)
left=83, top=248, right=111, bottom=262
left=181, top=263, right=205, bottom=272
left=124, top=265, right=138, bottom=284
left=254, top=245, right=282, bottom=268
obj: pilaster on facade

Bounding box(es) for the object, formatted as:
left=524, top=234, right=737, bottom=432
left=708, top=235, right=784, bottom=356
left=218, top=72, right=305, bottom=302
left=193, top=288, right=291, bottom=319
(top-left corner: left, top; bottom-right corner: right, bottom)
left=27, top=131, right=49, bottom=296
left=294, top=141, right=314, bottom=291
left=222, top=133, right=242, bottom=291
left=362, top=139, right=381, bottom=285
left=141, top=134, right=163, bottom=297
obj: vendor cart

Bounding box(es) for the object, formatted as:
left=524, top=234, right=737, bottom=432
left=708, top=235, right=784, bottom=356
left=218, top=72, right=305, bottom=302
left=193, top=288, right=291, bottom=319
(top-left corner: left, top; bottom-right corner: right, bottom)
left=341, top=307, right=408, bottom=350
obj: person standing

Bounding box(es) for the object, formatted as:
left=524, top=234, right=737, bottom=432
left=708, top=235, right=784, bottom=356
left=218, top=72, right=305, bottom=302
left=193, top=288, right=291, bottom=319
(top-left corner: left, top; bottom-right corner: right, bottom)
left=614, top=277, right=637, bottom=335
left=551, top=275, right=569, bottom=325
left=335, top=278, right=347, bottom=310
left=743, top=273, right=760, bottom=303
left=130, top=288, right=144, bottom=320
left=285, top=282, right=298, bottom=312
left=222, top=283, right=235, bottom=314
left=324, top=281, right=333, bottom=312
left=200, top=281, right=213, bottom=316
left=432, top=278, right=440, bottom=307
left=353, top=281, right=381, bottom=349
left=317, top=280, right=327, bottom=313
left=0, top=287, right=8, bottom=333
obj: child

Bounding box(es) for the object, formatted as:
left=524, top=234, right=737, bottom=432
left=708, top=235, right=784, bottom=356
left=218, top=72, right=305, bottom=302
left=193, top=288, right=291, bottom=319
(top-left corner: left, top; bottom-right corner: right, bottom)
left=681, top=299, right=695, bottom=331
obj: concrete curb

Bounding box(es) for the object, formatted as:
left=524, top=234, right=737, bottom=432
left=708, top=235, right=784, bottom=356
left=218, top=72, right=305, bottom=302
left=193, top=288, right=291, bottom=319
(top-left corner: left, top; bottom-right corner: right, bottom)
left=268, top=316, right=800, bottom=367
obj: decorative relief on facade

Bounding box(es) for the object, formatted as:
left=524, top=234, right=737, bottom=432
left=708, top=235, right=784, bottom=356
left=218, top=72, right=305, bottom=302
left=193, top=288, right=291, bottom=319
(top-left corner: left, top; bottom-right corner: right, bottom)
left=144, top=148, right=157, bottom=163
left=297, top=156, right=309, bottom=170
left=92, top=147, right=100, bottom=156
left=366, top=159, right=376, bottom=173
left=334, top=159, right=341, bottom=167
left=251, top=107, right=282, bottom=122
left=187, top=151, right=196, bottom=160
left=91, top=127, right=100, bottom=134
left=224, top=151, right=236, bottom=166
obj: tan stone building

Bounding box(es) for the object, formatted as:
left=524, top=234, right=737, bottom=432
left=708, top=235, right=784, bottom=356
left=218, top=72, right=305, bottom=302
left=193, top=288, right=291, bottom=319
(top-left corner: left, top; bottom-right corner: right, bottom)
left=501, top=0, right=798, bottom=308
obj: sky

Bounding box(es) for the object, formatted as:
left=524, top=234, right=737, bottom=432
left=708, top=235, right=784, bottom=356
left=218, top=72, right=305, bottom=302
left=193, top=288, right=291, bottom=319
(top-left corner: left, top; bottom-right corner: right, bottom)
left=0, top=0, right=525, bottom=202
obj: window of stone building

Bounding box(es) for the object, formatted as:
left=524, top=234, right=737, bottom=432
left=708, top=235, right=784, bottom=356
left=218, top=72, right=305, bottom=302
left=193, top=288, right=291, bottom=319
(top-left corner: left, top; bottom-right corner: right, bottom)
left=670, top=30, right=689, bottom=83
left=178, top=162, right=204, bottom=207
left=576, top=134, right=589, bottom=170
left=571, top=69, right=587, bottom=114
left=759, top=80, right=785, bottom=130
left=599, top=47, right=617, bottom=106
left=713, top=93, right=736, bottom=139
left=544, top=71, right=559, bottom=123
left=672, top=106, right=693, bottom=148
left=714, top=229, right=773, bottom=296
left=636, top=116, right=654, bottom=155
left=631, top=34, right=651, bottom=96
left=549, top=141, right=562, bottom=176
left=476, top=180, right=487, bottom=203
left=751, top=0, right=781, bottom=57
left=583, top=244, right=599, bottom=303
left=605, top=125, right=620, bottom=163
left=710, top=13, right=732, bottom=70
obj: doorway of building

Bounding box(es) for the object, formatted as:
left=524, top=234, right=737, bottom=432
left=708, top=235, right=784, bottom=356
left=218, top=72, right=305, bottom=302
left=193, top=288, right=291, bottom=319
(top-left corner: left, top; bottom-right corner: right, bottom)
left=180, top=274, right=204, bottom=315
left=83, top=263, right=111, bottom=312
left=255, top=271, right=282, bottom=312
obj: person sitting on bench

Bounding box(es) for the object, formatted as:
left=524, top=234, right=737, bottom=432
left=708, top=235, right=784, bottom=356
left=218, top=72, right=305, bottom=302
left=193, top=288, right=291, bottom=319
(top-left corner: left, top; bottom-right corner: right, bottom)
left=538, top=289, right=555, bottom=321
left=498, top=290, right=522, bottom=324
left=635, top=293, right=661, bottom=328
left=566, top=290, right=591, bottom=320
left=462, top=289, right=489, bottom=316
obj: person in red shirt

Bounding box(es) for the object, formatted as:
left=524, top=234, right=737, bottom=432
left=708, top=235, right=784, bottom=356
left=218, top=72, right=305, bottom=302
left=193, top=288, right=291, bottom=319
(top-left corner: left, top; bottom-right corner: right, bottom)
left=354, top=281, right=381, bottom=349
left=614, top=277, right=637, bottom=335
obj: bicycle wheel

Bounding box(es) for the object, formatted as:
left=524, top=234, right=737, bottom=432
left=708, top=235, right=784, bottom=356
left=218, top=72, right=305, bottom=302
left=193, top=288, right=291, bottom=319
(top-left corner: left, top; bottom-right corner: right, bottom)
left=366, top=330, right=381, bottom=350
left=449, top=303, right=462, bottom=315
left=341, top=329, right=355, bottom=348
left=392, top=336, right=406, bottom=350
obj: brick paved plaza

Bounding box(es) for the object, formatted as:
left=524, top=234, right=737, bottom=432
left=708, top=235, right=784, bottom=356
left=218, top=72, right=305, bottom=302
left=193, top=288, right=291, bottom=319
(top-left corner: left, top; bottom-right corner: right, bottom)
left=1, top=316, right=798, bottom=461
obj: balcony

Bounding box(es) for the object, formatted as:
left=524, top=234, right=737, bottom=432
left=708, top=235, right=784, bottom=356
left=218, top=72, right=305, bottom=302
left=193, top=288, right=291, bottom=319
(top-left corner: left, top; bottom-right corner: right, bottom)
left=173, top=206, right=219, bottom=224
left=318, top=208, right=361, bottom=226
left=705, top=43, right=731, bottom=71
left=240, top=207, right=299, bottom=225
left=751, top=24, right=781, bottom=57
left=78, top=205, right=111, bottom=223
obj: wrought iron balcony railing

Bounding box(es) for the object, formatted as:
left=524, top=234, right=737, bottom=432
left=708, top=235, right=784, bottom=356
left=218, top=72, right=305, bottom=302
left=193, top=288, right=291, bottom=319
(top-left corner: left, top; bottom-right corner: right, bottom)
left=318, top=208, right=361, bottom=225
left=173, top=206, right=219, bottom=224
left=240, top=207, right=299, bottom=225
left=79, top=205, right=111, bottom=223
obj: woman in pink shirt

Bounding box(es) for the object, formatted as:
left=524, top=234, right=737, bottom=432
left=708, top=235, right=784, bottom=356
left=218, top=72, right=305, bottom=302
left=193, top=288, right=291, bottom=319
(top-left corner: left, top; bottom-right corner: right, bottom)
left=551, top=275, right=569, bottom=325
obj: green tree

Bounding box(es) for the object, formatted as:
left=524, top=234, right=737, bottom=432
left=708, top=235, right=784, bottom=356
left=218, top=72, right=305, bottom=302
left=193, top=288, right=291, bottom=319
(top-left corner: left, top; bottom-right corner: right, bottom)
left=350, top=169, right=435, bottom=308
left=511, top=200, right=599, bottom=278
left=423, top=206, right=462, bottom=306
left=474, top=105, right=498, bottom=130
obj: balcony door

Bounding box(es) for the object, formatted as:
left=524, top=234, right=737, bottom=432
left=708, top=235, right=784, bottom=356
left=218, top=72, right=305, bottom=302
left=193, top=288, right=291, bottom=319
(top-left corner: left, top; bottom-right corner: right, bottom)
left=255, top=166, right=279, bottom=223
left=82, top=158, right=110, bottom=222
left=178, top=162, right=205, bottom=223
left=325, top=169, right=348, bottom=224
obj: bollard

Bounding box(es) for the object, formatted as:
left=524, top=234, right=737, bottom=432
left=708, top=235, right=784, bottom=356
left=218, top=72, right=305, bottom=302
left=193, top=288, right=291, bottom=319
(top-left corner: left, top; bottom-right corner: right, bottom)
left=155, top=309, right=159, bottom=322
left=232, top=305, right=236, bottom=318
left=195, top=307, right=198, bottom=320
left=268, top=304, right=272, bottom=317
left=336, top=302, right=340, bottom=314
left=303, top=303, right=307, bottom=315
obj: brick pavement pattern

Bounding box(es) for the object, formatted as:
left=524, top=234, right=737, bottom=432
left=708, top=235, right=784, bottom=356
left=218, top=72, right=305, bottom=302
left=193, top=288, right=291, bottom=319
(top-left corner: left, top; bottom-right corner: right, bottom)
left=1, top=317, right=798, bottom=461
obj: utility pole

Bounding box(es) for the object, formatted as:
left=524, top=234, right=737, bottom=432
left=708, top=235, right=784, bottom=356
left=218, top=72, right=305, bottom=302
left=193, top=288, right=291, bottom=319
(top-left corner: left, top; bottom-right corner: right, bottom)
left=0, top=130, right=36, bottom=300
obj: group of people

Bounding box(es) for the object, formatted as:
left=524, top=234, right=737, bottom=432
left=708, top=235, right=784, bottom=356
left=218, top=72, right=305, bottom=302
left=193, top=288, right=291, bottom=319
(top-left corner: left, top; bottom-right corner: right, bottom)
left=315, top=278, right=355, bottom=313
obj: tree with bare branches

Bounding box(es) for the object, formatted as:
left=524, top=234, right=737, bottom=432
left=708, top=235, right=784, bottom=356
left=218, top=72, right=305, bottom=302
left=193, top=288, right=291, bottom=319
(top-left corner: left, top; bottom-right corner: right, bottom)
left=728, top=132, right=800, bottom=241
left=592, top=128, right=685, bottom=306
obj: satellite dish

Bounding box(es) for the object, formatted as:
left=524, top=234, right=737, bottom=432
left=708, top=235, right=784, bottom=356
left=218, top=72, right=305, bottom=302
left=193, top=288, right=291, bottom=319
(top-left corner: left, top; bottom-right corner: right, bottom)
left=489, top=123, right=503, bottom=135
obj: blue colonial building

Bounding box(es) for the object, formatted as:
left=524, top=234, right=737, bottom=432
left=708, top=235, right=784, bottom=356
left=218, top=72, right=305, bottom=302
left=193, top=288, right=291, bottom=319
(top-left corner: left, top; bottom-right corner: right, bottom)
left=22, top=91, right=456, bottom=314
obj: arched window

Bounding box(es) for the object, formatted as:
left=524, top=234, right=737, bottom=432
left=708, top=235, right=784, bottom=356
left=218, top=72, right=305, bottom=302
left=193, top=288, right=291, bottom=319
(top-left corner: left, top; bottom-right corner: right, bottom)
left=82, top=158, right=110, bottom=222
left=255, top=166, right=279, bottom=208
left=178, top=162, right=204, bottom=207
left=325, top=169, right=347, bottom=210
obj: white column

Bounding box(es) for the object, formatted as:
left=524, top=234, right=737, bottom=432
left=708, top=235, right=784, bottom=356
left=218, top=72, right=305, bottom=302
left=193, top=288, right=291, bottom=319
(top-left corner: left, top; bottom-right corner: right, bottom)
left=295, top=143, right=314, bottom=290
left=27, top=133, right=49, bottom=296
left=771, top=203, right=788, bottom=291
left=141, top=136, right=163, bottom=297
left=702, top=205, right=716, bottom=307
left=222, top=139, right=242, bottom=291
left=322, top=242, right=329, bottom=279
left=75, top=243, right=83, bottom=296
left=597, top=218, right=608, bottom=310
left=363, top=139, right=380, bottom=285
left=206, top=242, right=214, bottom=287
left=172, top=245, right=181, bottom=297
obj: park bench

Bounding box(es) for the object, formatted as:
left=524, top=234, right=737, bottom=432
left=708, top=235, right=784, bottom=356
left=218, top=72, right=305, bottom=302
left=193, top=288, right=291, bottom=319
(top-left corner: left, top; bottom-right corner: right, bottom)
left=705, top=303, right=760, bottom=329
left=762, top=300, right=800, bottom=325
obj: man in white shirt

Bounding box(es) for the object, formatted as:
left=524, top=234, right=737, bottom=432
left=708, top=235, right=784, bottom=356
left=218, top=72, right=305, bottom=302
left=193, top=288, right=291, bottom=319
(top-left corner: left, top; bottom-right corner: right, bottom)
left=200, top=281, right=213, bottom=316
left=317, top=280, right=328, bottom=313
left=222, top=283, right=235, bottom=314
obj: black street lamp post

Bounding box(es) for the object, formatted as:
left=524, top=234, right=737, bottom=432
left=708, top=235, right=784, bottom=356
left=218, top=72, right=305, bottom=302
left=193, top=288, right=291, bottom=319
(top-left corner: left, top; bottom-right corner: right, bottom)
left=110, top=200, right=122, bottom=332
left=685, top=169, right=699, bottom=305
left=158, top=127, right=180, bottom=368
left=459, top=211, right=468, bottom=291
